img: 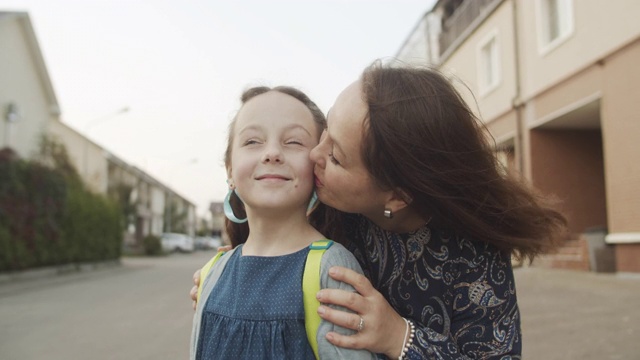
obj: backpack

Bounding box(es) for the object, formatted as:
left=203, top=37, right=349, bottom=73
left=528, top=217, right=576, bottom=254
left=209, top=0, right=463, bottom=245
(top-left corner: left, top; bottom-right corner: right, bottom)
left=196, top=239, right=334, bottom=360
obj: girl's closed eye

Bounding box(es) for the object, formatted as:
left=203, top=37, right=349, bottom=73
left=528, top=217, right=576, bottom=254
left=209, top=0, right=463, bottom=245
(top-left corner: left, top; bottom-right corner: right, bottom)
left=285, top=139, right=304, bottom=146
left=243, top=139, right=261, bottom=146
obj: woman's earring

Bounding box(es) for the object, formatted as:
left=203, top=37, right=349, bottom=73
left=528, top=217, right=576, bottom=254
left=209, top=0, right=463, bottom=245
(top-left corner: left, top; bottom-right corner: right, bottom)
left=384, top=209, right=393, bottom=219
left=223, top=184, right=247, bottom=224
left=306, top=191, right=318, bottom=216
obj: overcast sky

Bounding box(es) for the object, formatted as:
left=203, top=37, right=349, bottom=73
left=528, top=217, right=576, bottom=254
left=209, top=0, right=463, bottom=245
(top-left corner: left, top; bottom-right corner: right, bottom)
left=0, top=0, right=435, bottom=218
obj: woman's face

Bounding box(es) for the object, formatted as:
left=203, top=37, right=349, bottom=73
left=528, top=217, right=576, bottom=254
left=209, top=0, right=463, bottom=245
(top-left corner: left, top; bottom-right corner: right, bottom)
left=310, top=80, right=389, bottom=219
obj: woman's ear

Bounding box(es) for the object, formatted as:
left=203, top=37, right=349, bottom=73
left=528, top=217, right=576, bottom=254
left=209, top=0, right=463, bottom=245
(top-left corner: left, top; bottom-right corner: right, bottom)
left=383, top=189, right=413, bottom=213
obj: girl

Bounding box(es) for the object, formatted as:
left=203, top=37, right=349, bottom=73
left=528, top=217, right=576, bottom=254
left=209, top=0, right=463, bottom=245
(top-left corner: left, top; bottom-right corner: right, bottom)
left=190, top=86, right=376, bottom=360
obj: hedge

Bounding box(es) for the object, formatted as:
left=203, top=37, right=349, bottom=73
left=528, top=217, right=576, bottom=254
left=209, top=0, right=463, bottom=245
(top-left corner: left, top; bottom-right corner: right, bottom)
left=0, top=147, right=123, bottom=272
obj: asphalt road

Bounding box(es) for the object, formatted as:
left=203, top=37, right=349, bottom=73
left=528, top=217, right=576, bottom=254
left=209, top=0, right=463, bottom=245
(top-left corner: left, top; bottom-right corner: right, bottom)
left=0, top=251, right=214, bottom=360
left=516, top=266, right=640, bottom=360
left=1, top=252, right=639, bottom=359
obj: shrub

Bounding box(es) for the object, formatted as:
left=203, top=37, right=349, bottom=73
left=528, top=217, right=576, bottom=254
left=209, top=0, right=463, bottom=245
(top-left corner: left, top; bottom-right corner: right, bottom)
left=0, top=145, right=123, bottom=272
left=143, top=235, right=163, bottom=256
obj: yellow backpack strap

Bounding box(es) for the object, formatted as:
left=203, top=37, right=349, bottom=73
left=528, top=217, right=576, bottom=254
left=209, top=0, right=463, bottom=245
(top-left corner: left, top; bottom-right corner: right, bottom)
left=197, top=251, right=226, bottom=302
left=302, top=239, right=334, bottom=360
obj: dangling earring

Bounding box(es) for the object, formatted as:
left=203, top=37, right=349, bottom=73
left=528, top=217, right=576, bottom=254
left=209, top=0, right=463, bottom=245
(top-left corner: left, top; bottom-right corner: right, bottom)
left=223, top=181, right=247, bottom=224
left=306, top=191, right=318, bottom=216
left=383, top=209, right=393, bottom=219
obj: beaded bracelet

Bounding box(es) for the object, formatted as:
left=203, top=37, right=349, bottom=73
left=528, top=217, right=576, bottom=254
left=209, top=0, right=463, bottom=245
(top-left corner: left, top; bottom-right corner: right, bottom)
left=398, top=317, right=415, bottom=360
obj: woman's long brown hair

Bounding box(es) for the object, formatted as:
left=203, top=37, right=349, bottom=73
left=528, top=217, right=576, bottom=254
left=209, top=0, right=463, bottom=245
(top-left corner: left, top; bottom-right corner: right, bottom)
left=360, top=62, right=567, bottom=261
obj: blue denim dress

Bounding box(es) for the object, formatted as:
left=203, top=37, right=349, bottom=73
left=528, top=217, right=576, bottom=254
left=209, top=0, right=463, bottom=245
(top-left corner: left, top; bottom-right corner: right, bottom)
left=196, top=245, right=315, bottom=359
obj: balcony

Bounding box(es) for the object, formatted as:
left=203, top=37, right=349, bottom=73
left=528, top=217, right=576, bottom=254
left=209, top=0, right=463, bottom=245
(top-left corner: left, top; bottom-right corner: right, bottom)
left=438, top=0, right=503, bottom=59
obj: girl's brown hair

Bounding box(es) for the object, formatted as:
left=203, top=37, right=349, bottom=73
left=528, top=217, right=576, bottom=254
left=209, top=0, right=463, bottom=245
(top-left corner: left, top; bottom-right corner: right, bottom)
left=360, top=62, right=567, bottom=261
left=223, top=86, right=332, bottom=247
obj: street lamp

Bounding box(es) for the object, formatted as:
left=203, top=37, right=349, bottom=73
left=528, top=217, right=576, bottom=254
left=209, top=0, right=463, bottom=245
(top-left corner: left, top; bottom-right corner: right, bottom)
left=82, top=107, right=130, bottom=179
left=3, top=102, right=21, bottom=149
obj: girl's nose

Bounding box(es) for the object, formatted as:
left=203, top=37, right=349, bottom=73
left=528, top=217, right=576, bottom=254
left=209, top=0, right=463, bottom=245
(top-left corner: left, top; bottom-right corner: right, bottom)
left=262, top=145, right=282, bottom=163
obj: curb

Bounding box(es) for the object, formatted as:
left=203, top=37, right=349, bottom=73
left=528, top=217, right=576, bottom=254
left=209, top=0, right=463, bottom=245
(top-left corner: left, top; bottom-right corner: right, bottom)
left=0, top=259, right=122, bottom=284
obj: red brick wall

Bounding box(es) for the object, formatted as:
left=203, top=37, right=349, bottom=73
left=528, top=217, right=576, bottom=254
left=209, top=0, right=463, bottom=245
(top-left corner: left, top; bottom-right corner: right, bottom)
left=529, top=129, right=607, bottom=234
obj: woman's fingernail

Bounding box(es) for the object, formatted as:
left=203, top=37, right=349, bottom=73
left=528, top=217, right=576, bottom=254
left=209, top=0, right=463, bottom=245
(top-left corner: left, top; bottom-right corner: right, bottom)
left=318, top=306, right=326, bottom=315
left=329, top=267, right=338, bottom=276
left=326, top=333, right=334, bottom=341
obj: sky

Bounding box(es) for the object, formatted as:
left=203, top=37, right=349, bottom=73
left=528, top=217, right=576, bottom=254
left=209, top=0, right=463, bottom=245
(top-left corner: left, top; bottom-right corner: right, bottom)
left=0, top=0, right=435, bottom=218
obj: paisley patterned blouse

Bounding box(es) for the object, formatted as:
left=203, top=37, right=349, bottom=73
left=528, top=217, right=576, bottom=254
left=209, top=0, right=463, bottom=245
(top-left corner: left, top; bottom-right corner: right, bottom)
left=344, top=215, right=521, bottom=359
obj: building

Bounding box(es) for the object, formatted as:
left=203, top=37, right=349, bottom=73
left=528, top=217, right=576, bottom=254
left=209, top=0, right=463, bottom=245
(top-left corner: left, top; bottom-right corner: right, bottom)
left=1, top=10, right=197, bottom=248
left=0, top=11, right=59, bottom=159
left=396, top=0, right=640, bottom=272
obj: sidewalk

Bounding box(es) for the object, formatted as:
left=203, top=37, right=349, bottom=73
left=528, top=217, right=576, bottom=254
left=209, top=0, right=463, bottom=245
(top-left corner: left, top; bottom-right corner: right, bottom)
left=515, top=266, right=640, bottom=359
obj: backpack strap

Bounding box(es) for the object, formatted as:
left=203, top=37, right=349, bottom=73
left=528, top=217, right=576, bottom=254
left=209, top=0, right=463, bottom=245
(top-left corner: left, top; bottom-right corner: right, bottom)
left=197, top=251, right=226, bottom=302
left=303, top=239, right=334, bottom=360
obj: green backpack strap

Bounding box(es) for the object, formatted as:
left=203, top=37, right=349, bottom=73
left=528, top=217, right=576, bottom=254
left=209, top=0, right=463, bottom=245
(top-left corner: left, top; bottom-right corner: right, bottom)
left=303, top=239, right=334, bottom=360
left=197, top=251, right=226, bottom=302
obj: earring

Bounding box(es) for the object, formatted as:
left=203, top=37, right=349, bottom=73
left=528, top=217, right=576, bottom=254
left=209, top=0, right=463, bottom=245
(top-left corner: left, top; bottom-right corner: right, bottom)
left=384, top=209, right=393, bottom=219
left=306, top=191, right=318, bottom=215
left=224, top=186, right=247, bottom=224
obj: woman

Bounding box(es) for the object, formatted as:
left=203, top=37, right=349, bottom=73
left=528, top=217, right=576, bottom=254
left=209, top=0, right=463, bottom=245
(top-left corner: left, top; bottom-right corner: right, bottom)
left=192, top=62, right=566, bottom=359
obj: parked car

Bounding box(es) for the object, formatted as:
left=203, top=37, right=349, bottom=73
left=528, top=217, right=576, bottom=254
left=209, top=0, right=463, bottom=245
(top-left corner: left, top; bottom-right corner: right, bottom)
left=194, top=235, right=222, bottom=250
left=161, top=233, right=194, bottom=253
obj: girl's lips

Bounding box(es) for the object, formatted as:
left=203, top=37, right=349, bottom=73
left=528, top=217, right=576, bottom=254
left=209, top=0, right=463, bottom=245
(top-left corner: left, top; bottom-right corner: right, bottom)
left=314, top=176, right=323, bottom=187
left=256, top=174, right=289, bottom=181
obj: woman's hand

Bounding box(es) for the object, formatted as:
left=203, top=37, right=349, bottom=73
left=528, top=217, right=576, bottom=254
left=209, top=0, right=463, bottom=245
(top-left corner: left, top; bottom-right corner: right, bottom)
left=190, top=269, right=201, bottom=310
left=190, top=245, right=232, bottom=310
left=316, top=266, right=407, bottom=358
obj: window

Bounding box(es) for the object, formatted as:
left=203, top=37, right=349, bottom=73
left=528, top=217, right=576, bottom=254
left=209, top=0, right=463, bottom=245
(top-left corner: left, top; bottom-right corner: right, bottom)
left=537, top=0, right=574, bottom=54
left=477, top=30, right=501, bottom=96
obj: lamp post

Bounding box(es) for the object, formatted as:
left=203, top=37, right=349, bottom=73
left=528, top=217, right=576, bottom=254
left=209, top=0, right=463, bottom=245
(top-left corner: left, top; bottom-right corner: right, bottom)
left=3, top=102, right=21, bottom=149
left=82, top=107, right=130, bottom=181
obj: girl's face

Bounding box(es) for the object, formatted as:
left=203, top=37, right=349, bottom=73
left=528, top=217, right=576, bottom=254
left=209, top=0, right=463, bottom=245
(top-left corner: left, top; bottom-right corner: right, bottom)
left=310, top=80, right=390, bottom=219
left=230, top=91, right=319, bottom=215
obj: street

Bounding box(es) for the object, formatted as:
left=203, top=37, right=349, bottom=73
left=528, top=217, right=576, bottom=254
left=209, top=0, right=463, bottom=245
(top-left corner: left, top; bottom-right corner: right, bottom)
left=516, top=266, right=640, bottom=360
left=1, top=253, right=639, bottom=359
left=0, top=251, right=214, bottom=360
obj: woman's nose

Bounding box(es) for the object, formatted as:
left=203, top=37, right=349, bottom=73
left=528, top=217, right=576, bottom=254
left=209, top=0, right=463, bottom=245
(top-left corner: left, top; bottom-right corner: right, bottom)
left=310, top=131, right=327, bottom=168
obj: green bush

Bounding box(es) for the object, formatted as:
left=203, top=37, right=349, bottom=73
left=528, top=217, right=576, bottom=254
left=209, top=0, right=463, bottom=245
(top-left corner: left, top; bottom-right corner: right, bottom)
left=143, top=235, right=163, bottom=256
left=0, top=146, right=123, bottom=272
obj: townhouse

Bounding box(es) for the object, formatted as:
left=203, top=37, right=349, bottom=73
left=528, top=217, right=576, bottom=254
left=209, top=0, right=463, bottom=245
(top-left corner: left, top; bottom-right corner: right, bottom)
left=397, top=0, right=640, bottom=272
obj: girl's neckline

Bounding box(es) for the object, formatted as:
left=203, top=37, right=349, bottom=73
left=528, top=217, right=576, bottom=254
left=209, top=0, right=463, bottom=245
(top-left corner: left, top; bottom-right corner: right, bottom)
left=238, top=243, right=314, bottom=258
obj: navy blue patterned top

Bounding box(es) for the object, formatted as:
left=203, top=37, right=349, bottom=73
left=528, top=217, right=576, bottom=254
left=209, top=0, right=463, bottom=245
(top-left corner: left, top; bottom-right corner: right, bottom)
left=345, top=215, right=521, bottom=359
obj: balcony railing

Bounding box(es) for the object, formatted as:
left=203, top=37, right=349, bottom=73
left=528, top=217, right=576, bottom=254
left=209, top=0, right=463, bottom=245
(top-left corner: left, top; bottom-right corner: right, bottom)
left=438, top=0, right=502, bottom=58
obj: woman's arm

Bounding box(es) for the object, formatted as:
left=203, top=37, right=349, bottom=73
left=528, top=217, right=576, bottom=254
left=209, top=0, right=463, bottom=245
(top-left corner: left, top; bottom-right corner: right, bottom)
left=318, top=262, right=521, bottom=359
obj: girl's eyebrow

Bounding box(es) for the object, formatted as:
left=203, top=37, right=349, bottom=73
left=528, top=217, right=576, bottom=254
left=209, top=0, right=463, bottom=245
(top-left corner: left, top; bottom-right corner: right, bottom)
left=237, top=125, right=263, bottom=135
left=283, top=124, right=312, bottom=137
left=237, top=124, right=312, bottom=136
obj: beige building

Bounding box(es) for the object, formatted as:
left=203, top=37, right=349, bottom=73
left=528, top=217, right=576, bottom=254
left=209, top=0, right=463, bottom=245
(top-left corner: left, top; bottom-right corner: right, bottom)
left=108, top=153, right=197, bottom=245
left=0, top=12, right=59, bottom=158
left=2, top=10, right=197, bottom=247
left=397, top=0, right=640, bottom=272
